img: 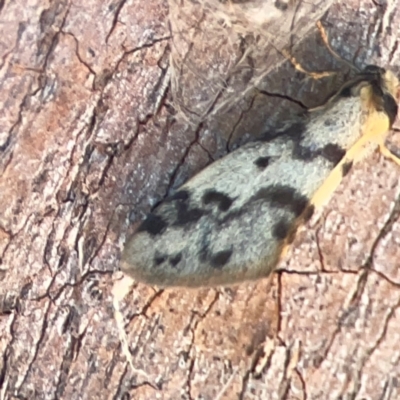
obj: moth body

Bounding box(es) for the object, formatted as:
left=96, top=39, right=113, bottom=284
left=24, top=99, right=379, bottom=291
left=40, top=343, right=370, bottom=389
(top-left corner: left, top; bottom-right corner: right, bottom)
left=121, top=66, right=399, bottom=287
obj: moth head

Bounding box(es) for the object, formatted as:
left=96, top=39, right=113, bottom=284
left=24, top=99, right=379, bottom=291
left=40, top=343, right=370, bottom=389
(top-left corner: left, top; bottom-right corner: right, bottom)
left=355, top=65, right=399, bottom=126
left=362, top=65, right=399, bottom=98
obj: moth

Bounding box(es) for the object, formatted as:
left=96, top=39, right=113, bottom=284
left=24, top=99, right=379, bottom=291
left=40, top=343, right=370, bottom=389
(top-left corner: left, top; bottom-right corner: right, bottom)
left=121, top=65, right=400, bottom=287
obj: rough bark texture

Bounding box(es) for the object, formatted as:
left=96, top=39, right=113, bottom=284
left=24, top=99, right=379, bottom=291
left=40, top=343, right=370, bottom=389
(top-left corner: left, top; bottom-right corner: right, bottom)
left=1, top=0, right=400, bottom=399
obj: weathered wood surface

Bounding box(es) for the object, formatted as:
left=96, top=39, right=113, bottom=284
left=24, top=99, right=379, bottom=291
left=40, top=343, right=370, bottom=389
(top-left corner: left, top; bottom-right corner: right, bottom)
left=1, top=0, right=400, bottom=399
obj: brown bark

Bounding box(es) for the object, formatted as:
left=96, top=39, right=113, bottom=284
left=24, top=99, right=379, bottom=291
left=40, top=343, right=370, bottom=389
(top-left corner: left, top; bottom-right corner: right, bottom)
left=1, top=0, right=400, bottom=399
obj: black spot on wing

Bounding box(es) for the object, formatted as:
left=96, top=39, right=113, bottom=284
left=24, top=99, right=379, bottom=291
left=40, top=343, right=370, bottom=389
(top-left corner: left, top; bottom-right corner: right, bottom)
left=154, top=252, right=183, bottom=269
left=250, top=185, right=309, bottom=217
left=254, top=156, right=271, bottom=169
left=174, top=202, right=206, bottom=226
left=292, top=142, right=345, bottom=166
left=210, top=249, right=233, bottom=269
left=154, top=253, right=167, bottom=267
left=341, top=161, right=353, bottom=177
left=169, top=253, right=182, bottom=267
left=272, top=219, right=291, bottom=240
left=162, top=188, right=206, bottom=227
left=137, top=214, right=168, bottom=236
left=320, top=143, right=346, bottom=165
left=202, top=190, right=234, bottom=211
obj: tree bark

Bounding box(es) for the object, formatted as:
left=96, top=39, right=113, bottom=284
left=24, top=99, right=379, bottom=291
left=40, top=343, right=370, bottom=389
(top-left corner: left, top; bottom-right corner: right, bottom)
left=1, top=0, right=400, bottom=399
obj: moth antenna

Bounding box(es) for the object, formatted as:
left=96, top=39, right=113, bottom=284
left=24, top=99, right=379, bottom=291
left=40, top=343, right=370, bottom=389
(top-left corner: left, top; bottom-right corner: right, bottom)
left=280, top=21, right=360, bottom=81
left=281, top=48, right=337, bottom=79
left=316, top=21, right=359, bottom=73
